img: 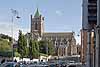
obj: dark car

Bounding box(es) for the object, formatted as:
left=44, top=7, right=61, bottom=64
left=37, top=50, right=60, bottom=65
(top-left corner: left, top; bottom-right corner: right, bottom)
left=0, top=62, right=18, bottom=67
left=67, top=65, right=76, bottom=67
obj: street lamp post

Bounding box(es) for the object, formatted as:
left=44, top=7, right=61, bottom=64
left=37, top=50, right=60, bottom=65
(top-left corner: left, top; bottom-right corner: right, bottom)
left=86, top=27, right=92, bottom=67
left=57, top=44, right=60, bottom=67
left=77, top=34, right=80, bottom=63
left=46, top=41, right=48, bottom=59
left=11, top=10, right=14, bottom=61
left=11, top=9, right=20, bottom=61
left=95, top=0, right=100, bottom=67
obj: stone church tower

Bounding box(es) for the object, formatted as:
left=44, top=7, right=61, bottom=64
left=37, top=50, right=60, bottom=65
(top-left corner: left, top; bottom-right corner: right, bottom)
left=31, top=8, right=44, bottom=39
left=30, top=8, right=77, bottom=56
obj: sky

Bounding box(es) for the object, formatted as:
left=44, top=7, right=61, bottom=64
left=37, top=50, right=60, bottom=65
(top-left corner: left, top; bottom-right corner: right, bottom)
left=0, top=0, right=82, bottom=44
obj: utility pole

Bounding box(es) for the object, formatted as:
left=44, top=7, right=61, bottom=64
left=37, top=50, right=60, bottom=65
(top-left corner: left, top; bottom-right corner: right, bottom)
left=95, top=0, right=100, bottom=67
left=58, top=44, right=60, bottom=67
left=11, top=9, right=20, bottom=61
left=46, top=41, right=48, bottom=62
left=11, top=10, right=14, bottom=61
left=93, top=29, right=96, bottom=67
left=86, top=24, right=92, bottom=67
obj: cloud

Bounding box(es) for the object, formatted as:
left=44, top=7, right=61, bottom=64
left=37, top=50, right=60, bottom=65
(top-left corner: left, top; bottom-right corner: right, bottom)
left=56, top=10, right=63, bottom=16
left=0, top=9, right=30, bottom=40
left=0, top=22, right=16, bottom=39
left=0, top=21, right=30, bottom=40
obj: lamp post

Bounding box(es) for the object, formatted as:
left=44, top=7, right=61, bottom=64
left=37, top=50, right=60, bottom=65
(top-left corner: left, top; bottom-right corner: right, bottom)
left=86, top=26, right=92, bottom=67
left=57, top=43, right=60, bottom=67
left=95, top=0, right=100, bottom=67
left=46, top=40, right=48, bottom=59
left=77, top=34, right=80, bottom=62
left=11, top=9, right=20, bottom=61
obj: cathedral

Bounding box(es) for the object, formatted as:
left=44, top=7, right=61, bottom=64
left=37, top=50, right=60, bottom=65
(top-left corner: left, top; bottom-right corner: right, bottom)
left=30, top=8, right=77, bottom=56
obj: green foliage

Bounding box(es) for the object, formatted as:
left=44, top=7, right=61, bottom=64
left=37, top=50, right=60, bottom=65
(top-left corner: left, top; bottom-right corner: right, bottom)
left=29, top=40, right=39, bottom=59
left=48, top=41, right=55, bottom=55
left=0, top=38, right=12, bottom=52
left=14, top=52, right=21, bottom=57
left=0, top=34, right=12, bottom=41
left=17, top=30, right=28, bottom=58
left=39, top=40, right=55, bottom=55
left=39, top=41, right=47, bottom=54
left=0, top=51, right=12, bottom=57
left=39, top=53, right=48, bottom=56
left=0, top=34, right=13, bottom=57
left=17, top=31, right=55, bottom=58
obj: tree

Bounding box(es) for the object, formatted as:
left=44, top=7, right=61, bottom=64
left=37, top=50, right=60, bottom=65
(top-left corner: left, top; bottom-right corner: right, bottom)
left=0, top=34, right=13, bottom=57
left=39, top=41, right=47, bottom=54
left=17, top=30, right=28, bottom=58
left=0, top=34, right=12, bottom=41
left=29, top=39, right=32, bottom=59
left=39, top=40, right=55, bottom=55
left=0, top=38, right=11, bottom=52
left=47, top=40, right=55, bottom=55
left=14, top=52, right=21, bottom=57
left=29, top=40, right=39, bottom=59
left=34, top=40, right=39, bottom=58
left=17, top=30, right=23, bottom=58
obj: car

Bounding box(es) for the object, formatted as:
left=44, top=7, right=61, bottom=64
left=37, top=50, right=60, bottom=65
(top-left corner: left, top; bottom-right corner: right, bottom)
left=48, top=63, right=58, bottom=67
left=0, top=62, right=18, bottom=67
left=67, top=65, right=77, bottom=67
left=67, top=63, right=82, bottom=67
left=67, top=61, right=75, bottom=65
left=28, top=64, right=48, bottom=67
left=20, top=64, right=28, bottom=67
left=59, top=61, right=67, bottom=67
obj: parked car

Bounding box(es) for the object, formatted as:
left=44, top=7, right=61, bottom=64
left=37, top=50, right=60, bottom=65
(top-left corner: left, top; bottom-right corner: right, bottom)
left=67, top=63, right=82, bottom=67
left=0, top=62, right=18, bottom=67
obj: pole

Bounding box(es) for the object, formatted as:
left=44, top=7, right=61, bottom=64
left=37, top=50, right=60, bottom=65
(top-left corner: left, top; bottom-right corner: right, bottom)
left=95, top=0, right=100, bottom=67
left=58, top=45, right=60, bottom=67
left=93, top=30, right=96, bottom=67
left=11, top=9, right=20, bottom=61
left=86, top=29, right=91, bottom=67
left=46, top=41, right=48, bottom=57
left=77, top=33, right=80, bottom=63
left=27, top=33, right=29, bottom=47
left=95, top=25, right=100, bottom=67
left=11, top=14, right=14, bottom=61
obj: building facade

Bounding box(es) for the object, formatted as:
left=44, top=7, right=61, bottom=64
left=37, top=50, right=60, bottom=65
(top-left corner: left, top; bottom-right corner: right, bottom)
left=81, top=0, right=97, bottom=66
left=30, top=9, right=77, bottom=56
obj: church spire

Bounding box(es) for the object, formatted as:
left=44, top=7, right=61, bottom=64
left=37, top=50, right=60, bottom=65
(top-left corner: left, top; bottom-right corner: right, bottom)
left=34, top=8, right=40, bottom=17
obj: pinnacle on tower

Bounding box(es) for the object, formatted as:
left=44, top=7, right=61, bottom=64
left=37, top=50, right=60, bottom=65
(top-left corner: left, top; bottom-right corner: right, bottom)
left=34, top=8, right=40, bottom=17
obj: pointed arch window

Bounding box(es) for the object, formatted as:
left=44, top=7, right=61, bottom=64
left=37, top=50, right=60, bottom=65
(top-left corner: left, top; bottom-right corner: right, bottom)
left=35, top=22, right=38, bottom=30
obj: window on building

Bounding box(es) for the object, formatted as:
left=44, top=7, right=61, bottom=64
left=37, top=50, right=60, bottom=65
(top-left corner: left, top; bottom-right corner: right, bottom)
left=35, top=22, right=38, bottom=30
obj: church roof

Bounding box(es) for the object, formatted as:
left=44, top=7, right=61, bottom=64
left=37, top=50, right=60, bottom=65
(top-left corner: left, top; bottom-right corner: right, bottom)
left=43, top=32, right=74, bottom=37
left=44, top=32, right=74, bottom=34
left=34, top=8, right=40, bottom=17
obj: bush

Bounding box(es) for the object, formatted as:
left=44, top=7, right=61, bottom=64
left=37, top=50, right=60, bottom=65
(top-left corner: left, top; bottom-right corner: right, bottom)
left=14, top=52, right=21, bottom=57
